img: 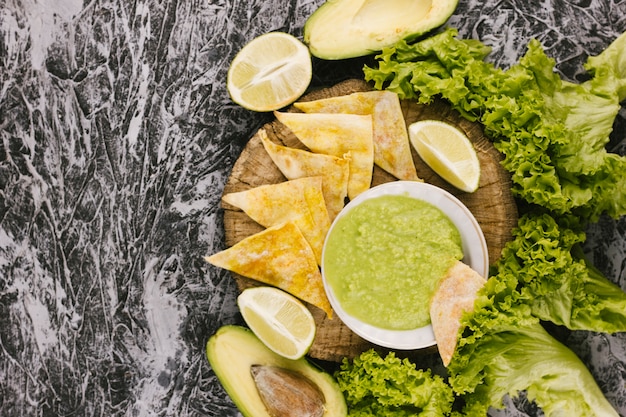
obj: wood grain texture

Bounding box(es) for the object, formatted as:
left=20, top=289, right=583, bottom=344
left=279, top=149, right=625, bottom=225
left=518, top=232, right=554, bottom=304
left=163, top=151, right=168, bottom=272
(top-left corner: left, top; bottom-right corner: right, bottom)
left=222, top=79, right=518, bottom=362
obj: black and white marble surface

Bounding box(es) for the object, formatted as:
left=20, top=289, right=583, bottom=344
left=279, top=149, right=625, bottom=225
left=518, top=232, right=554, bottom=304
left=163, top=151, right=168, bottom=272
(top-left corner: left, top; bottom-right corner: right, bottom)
left=0, top=1, right=625, bottom=416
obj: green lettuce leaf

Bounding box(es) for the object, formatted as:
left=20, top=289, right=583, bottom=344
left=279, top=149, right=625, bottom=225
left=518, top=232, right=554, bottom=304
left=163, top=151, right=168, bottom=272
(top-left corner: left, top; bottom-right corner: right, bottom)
left=444, top=211, right=624, bottom=416
left=495, top=212, right=626, bottom=333
left=449, top=314, right=619, bottom=417
left=364, top=28, right=626, bottom=220
left=334, top=350, right=454, bottom=417
left=446, top=247, right=620, bottom=416
left=585, top=30, right=626, bottom=103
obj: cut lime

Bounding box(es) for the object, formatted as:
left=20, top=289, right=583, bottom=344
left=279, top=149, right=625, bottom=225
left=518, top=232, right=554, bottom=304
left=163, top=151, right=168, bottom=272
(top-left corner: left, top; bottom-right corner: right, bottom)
left=227, top=32, right=312, bottom=112
left=409, top=120, right=480, bottom=192
left=237, top=286, right=316, bottom=360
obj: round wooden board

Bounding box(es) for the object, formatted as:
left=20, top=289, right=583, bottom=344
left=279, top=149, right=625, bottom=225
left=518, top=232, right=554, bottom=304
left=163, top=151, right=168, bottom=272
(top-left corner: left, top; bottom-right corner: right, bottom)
left=222, top=79, right=518, bottom=363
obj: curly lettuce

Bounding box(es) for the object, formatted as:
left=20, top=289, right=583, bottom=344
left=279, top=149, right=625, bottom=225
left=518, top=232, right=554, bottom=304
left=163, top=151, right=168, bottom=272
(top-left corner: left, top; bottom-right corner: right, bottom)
left=364, top=28, right=626, bottom=220
left=448, top=288, right=619, bottom=417
left=494, top=212, right=626, bottom=333
left=585, top=29, right=626, bottom=104
left=441, top=212, right=621, bottom=417
left=334, top=350, right=454, bottom=417
left=445, top=212, right=624, bottom=415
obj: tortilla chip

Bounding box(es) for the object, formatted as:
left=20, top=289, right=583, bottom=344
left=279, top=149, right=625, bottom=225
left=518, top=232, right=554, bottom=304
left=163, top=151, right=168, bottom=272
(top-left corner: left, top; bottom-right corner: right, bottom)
left=430, top=260, right=486, bottom=366
left=222, top=176, right=331, bottom=265
left=205, top=221, right=333, bottom=317
left=259, top=129, right=349, bottom=221
left=274, top=111, right=374, bottom=199
left=294, top=91, right=419, bottom=181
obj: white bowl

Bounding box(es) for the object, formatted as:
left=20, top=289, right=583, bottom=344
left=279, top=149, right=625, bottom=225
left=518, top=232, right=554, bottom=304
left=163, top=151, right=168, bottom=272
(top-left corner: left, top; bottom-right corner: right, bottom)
left=321, top=181, right=489, bottom=350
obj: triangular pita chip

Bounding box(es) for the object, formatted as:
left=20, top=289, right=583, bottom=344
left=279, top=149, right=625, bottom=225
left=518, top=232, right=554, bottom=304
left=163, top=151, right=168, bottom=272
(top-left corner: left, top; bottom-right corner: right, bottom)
left=205, top=221, right=333, bottom=317
left=294, top=90, right=420, bottom=181
left=222, top=176, right=331, bottom=265
left=430, top=260, right=486, bottom=366
left=274, top=111, right=374, bottom=199
left=259, top=129, right=349, bottom=221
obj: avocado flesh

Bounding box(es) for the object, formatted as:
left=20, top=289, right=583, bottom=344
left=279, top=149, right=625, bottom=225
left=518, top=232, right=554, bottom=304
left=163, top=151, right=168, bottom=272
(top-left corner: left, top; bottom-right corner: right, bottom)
left=206, top=325, right=347, bottom=417
left=304, top=0, right=459, bottom=59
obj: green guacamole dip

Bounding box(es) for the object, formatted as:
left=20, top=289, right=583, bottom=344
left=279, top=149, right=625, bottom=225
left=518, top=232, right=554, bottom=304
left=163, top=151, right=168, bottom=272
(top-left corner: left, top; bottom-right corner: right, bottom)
left=323, top=194, right=463, bottom=330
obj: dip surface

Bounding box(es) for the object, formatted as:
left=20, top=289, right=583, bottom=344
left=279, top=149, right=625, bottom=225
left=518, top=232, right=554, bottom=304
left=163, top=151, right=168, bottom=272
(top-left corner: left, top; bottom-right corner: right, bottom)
left=323, top=194, right=463, bottom=330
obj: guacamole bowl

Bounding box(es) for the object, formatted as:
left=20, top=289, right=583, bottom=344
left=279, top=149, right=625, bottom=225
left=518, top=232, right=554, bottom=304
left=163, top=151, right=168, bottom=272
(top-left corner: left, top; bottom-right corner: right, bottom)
left=321, top=181, right=488, bottom=350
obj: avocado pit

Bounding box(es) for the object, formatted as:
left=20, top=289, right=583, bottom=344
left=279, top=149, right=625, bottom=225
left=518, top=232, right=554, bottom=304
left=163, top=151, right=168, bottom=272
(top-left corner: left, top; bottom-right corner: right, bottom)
left=251, top=365, right=326, bottom=417
left=205, top=326, right=347, bottom=417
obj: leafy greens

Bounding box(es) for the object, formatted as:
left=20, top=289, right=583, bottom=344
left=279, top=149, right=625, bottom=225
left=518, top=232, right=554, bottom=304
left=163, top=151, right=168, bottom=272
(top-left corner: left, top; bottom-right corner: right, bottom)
left=334, top=349, right=454, bottom=417
left=494, top=212, right=626, bottom=333
left=443, top=213, right=624, bottom=416
left=364, top=28, right=626, bottom=221
left=448, top=277, right=619, bottom=416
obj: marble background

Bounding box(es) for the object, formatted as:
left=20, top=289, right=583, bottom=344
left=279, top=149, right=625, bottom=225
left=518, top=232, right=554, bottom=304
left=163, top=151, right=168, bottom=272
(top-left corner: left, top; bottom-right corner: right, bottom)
left=0, top=0, right=624, bottom=416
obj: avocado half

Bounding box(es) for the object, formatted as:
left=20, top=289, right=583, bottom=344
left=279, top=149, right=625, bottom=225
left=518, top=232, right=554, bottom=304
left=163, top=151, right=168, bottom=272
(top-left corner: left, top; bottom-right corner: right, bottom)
left=304, top=0, right=459, bottom=59
left=206, top=325, right=347, bottom=417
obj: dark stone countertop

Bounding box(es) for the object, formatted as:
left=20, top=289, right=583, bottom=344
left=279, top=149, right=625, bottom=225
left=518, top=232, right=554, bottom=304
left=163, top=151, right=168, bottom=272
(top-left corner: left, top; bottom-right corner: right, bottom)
left=0, top=1, right=624, bottom=416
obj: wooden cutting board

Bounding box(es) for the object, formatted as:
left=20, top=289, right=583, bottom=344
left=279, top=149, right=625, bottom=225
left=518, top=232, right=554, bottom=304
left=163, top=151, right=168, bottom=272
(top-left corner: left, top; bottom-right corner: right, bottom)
left=221, top=79, right=518, bottom=363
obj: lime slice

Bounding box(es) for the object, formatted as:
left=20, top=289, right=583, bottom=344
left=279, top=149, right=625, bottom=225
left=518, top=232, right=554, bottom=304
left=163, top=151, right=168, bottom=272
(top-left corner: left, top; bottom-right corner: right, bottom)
left=227, top=32, right=312, bottom=112
left=408, top=120, right=481, bottom=192
left=237, top=286, right=316, bottom=360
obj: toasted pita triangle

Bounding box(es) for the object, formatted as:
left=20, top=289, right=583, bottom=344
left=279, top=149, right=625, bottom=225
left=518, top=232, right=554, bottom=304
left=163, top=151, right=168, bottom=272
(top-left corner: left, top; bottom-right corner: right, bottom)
left=259, top=129, right=349, bottom=221
left=294, top=91, right=419, bottom=181
left=430, top=261, right=486, bottom=366
left=222, top=176, right=331, bottom=265
left=205, top=221, right=333, bottom=317
left=274, top=111, right=374, bottom=200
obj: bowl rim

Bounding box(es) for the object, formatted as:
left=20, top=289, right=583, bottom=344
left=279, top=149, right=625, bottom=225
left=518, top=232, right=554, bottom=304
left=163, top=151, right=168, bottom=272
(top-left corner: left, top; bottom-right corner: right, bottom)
left=321, top=180, right=489, bottom=350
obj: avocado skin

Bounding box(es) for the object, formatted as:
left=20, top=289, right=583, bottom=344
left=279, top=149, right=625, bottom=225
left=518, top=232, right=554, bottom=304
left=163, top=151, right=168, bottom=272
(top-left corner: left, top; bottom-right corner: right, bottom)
left=206, top=325, right=347, bottom=417
left=304, top=0, right=459, bottom=60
